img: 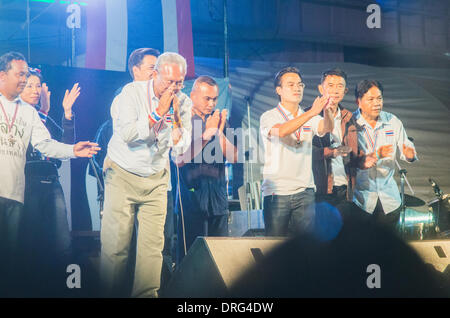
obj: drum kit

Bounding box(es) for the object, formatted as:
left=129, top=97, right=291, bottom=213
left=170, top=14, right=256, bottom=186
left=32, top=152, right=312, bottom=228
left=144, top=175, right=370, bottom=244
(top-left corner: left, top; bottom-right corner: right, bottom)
left=399, top=178, right=450, bottom=241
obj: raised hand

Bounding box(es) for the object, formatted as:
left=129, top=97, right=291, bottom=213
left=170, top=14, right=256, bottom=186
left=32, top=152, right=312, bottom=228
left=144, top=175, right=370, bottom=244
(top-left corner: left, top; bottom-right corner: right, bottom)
left=310, top=95, right=329, bottom=116
left=172, top=94, right=181, bottom=126
left=218, top=109, right=228, bottom=132
left=156, top=87, right=175, bottom=117
left=203, top=110, right=220, bottom=141
left=63, top=83, right=81, bottom=120
left=39, top=83, right=51, bottom=114
left=73, top=141, right=100, bottom=158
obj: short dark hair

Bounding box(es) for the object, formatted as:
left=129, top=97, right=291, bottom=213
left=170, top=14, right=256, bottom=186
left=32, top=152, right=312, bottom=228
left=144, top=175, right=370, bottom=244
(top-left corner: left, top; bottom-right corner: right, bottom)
left=0, top=52, right=26, bottom=73
left=193, top=75, right=218, bottom=89
left=274, top=66, right=303, bottom=88
left=321, top=68, right=347, bottom=84
left=355, top=79, right=384, bottom=100
left=127, top=48, right=160, bottom=79
left=27, top=68, right=43, bottom=83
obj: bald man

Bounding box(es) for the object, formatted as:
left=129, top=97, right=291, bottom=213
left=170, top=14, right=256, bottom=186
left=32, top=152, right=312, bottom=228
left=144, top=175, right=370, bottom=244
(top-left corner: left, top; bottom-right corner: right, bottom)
left=174, top=75, right=238, bottom=264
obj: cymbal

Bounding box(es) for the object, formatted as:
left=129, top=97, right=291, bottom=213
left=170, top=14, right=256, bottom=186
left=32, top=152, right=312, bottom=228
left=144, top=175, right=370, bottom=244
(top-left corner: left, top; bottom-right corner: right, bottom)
left=404, top=194, right=426, bottom=207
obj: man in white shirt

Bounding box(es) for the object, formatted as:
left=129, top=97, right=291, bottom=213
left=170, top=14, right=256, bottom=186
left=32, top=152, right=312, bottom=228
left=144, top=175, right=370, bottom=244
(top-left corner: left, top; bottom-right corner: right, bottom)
left=352, top=79, right=417, bottom=231
left=0, top=51, right=99, bottom=297
left=260, top=66, right=334, bottom=236
left=100, top=52, right=192, bottom=298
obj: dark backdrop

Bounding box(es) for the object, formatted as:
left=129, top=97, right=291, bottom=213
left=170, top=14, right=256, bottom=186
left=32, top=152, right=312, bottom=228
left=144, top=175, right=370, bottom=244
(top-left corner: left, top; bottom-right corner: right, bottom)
left=36, top=64, right=130, bottom=231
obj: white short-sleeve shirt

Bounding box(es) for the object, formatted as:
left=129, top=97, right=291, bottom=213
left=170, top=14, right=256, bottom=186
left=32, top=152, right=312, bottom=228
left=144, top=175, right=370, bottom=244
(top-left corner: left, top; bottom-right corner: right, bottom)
left=260, top=103, right=323, bottom=197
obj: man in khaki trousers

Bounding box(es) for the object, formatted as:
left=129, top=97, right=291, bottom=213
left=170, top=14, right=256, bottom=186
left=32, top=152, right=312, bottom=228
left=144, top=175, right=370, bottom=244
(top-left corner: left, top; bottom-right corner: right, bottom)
left=100, top=52, right=192, bottom=297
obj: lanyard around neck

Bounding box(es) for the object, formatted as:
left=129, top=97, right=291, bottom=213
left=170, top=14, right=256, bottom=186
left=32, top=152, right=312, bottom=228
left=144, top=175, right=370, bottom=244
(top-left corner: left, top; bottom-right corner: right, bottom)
left=0, top=100, right=19, bottom=133
left=276, top=103, right=300, bottom=141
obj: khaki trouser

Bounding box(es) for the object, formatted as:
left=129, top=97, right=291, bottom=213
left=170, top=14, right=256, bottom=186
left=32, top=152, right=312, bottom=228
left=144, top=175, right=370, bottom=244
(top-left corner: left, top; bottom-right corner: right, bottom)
left=100, top=160, right=168, bottom=297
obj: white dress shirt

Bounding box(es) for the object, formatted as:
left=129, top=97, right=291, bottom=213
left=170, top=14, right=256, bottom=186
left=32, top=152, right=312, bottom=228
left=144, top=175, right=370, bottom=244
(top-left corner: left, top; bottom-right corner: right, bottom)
left=260, top=103, right=324, bottom=197
left=107, top=80, right=192, bottom=177
left=353, top=109, right=417, bottom=214
left=0, top=94, right=75, bottom=203
left=330, top=108, right=348, bottom=186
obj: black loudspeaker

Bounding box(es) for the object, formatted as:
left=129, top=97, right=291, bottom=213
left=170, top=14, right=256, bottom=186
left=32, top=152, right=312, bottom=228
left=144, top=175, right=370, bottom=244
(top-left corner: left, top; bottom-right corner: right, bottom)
left=409, top=240, right=450, bottom=273
left=163, top=237, right=285, bottom=297
left=242, top=228, right=265, bottom=237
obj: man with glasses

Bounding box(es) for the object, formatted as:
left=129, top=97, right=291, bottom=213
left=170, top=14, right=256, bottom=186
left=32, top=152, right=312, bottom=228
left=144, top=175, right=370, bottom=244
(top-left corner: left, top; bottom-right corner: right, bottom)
left=259, top=66, right=334, bottom=236
left=100, top=52, right=192, bottom=298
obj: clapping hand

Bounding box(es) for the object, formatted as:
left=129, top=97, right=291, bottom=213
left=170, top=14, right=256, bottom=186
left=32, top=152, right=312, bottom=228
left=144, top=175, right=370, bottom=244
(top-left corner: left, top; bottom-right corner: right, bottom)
left=310, top=95, right=330, bottom=116
left=203, top=110, right=221, bottom=141
left=402, top=144, right=415, bottom=161
left=218, top=109, right=227, bottom=133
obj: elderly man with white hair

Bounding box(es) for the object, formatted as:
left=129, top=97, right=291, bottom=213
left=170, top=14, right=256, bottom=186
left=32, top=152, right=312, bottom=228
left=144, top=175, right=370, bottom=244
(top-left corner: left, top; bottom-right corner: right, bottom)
left=100, top=52, right=192, bottom=298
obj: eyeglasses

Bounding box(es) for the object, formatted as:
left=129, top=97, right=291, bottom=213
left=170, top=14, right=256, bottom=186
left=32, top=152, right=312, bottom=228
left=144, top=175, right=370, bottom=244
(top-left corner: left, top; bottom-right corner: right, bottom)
left=285, top=82, right=306, bottom=89
left=159, top=76, right=185, bottom=89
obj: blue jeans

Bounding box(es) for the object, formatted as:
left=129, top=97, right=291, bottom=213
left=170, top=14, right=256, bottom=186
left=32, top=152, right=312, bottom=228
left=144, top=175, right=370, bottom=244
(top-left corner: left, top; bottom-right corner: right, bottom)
left=263, top=188, right=315, bottom=236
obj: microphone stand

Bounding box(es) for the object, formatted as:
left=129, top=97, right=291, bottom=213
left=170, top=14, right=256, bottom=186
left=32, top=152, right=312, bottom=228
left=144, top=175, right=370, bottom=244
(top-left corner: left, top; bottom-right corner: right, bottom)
left=395, top=159, right=414, bottom=239
left=245, top=97, right=254, bottom=230
left=398, top=168, right=407, bottom=238
left=88, top=158, right=105, bottom=220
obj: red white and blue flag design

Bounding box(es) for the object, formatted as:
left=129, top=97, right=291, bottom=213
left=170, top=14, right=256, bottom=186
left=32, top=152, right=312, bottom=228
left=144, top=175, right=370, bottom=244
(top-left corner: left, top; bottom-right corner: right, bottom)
left=83, top=0, right=195, bottom=77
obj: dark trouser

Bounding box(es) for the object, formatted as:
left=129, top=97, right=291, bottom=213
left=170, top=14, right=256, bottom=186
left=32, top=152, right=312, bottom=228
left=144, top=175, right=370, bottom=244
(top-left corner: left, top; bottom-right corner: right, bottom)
left=0, top=197, right=23, bottom=297
left=315, top=185, right=352, bottom=223
left=161, top=191, right=175, bottom=290
left=263, top=188, right=315, bottom=237
left=354, top=199, right=401, bottom=233
left=20, top=175, right=73, bottom=296
left=176, top=208, right=228, bottom=265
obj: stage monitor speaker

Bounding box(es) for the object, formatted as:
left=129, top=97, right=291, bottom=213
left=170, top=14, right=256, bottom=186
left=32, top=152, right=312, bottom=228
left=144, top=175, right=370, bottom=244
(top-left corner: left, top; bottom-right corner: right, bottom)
left=408, top=240, right=450, bottom=273
left=163, top=237, right=285, bottom=298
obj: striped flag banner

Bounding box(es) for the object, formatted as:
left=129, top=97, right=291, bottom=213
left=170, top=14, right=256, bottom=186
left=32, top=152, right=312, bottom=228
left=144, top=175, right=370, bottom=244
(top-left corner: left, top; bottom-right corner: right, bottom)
left=83, top=0, right=195, bottom=77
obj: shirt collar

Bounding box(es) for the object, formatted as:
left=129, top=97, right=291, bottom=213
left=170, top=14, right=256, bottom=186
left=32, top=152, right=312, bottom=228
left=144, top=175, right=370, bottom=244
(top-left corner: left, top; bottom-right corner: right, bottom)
left=278, top=102, right=302, bottom=118
left=355, top=108, right=388, bottom=129
left=0, top=92, right=22, bottom=104
left=148, top=79, right=158, bottom=101
left=334, top=107, right=342, bottom=121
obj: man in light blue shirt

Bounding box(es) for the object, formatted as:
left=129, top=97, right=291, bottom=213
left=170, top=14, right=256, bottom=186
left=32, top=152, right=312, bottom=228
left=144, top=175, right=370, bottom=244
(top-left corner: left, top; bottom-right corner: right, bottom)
left=100, top=52, right=192, bottom=298
left=353, top=79, right=417, bottom=231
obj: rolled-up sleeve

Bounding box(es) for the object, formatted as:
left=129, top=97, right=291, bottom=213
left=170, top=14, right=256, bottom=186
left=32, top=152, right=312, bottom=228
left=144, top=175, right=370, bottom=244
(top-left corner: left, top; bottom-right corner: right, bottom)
left=395, top=117, right=418, bottom=162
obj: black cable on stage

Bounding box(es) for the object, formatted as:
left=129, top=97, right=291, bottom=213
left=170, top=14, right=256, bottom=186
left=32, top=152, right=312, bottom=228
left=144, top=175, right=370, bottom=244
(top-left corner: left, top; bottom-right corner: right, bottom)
left=176, top=163, right=188, bottom=257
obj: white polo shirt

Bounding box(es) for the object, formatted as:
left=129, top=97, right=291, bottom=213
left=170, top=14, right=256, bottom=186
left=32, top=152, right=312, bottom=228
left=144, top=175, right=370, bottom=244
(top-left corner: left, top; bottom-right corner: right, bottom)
left=260, top=103, right=324, bottom=197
